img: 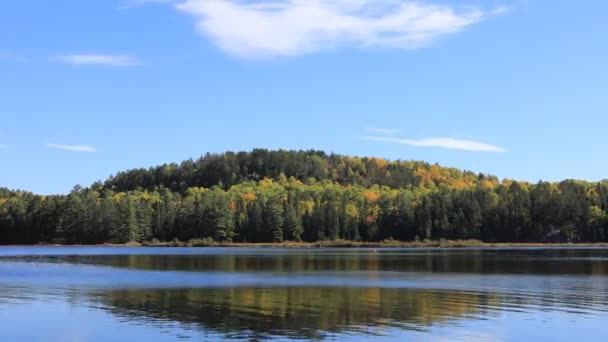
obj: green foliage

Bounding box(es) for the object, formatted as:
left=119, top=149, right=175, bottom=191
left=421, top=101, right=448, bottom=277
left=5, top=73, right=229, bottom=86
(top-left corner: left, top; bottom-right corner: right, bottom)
left=283, top=204, right=303, bottom=242
left=102, top=149, right=495, bottom=193
left=1, top=150, right=608, bottom=244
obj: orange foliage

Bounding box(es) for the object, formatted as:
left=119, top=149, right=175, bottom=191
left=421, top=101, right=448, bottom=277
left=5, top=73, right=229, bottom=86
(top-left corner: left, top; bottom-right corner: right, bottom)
left=364, top=216, right=375, bottom=224
left=482, top=180, right=496, bottom=189
left=415, top=168, right=430, bottom=183
left=363, top=191, right=379, bottom=202
left=370, top=157, right=388, bottom=170
left=452, top=179, right=470, bottom=190
left=429, top=165, right=443, bottom=180
left=242, top=193, right=257, bottom=201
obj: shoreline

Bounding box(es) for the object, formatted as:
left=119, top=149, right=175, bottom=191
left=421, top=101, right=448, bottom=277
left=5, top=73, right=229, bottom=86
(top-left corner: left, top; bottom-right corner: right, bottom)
left=3, top=240, right=608, bottom=248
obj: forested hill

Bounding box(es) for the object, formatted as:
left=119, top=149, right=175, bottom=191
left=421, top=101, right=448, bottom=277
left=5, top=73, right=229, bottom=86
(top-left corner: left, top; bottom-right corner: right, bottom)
left=2, top=149, right=608, bottom=245
left=0, top=188, right=15, bottom=198
left=103, top=149, right=497, bottom=193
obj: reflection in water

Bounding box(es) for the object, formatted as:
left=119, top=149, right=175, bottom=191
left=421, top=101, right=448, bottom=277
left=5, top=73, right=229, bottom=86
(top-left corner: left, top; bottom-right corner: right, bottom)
left=1, top=248, right=608, bottom=341
left=99, top=287, right=499, bottom=339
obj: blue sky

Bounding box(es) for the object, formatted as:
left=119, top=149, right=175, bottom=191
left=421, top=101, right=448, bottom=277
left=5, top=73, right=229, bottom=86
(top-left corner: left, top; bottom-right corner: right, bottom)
left=1, top=0, right=607, bottom=194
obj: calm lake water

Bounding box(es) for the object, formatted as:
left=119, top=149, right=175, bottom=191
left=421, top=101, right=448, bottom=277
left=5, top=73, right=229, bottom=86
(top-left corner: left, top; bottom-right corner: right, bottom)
left=1, top=247, right=608, bottom=341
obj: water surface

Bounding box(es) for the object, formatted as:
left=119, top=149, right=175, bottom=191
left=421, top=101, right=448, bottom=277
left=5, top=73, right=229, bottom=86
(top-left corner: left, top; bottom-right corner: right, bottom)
left=1, top=247, right=608, bottom=341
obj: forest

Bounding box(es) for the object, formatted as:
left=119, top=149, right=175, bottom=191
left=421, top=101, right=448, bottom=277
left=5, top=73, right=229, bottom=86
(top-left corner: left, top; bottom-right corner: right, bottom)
left=1, top=149, right=608, bottom=245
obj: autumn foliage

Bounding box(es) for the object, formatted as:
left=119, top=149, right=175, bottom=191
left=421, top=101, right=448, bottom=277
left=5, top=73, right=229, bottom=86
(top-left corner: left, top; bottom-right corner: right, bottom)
left=1, top=149, right=608, bottom=245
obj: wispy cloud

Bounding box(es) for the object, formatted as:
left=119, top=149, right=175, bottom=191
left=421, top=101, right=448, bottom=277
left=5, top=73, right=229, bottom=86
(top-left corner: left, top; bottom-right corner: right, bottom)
left=361, top=135, right=505, bottom=152
left=56, top=54, right=140, bottom=67
left=48, top=143, right=99, bottom=152
left=367, top=126, right=398, bottom=135
left=0, top=144, right=7, bottom=149
left=175, top=0, right=505, bottom=58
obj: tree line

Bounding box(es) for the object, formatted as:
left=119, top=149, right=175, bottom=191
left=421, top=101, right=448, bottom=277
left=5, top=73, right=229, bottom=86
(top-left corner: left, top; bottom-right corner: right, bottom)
left=1, top=149, right=608, bottom=244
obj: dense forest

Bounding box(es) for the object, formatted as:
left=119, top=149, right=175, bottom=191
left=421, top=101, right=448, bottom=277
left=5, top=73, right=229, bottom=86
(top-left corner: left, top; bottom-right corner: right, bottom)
left=2, top=149, right=608, bottom=245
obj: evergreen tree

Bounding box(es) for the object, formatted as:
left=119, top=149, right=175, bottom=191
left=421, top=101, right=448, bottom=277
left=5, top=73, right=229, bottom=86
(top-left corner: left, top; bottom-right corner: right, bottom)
left=283, top=204, right=302, bottom=241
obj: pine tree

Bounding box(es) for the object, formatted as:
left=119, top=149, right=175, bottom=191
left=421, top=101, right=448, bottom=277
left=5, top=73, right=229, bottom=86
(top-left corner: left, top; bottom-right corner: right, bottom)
left=264, top=202, right=284, bottom=242
left=283, top=205, right=302, bottom=241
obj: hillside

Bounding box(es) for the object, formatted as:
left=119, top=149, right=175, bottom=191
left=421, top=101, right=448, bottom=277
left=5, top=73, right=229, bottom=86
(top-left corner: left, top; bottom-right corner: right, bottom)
left=102, top=149, right=499, bottom=192
left=1, top=149, right=608, bottom=245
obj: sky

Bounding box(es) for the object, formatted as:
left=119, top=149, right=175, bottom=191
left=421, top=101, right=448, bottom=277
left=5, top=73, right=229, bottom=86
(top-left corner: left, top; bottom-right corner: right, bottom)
left=1, top=0, right=607, bottom=194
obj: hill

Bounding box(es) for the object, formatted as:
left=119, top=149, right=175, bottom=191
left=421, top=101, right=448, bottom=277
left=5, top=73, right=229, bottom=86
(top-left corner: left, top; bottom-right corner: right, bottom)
left=1, top=149, right=607, bottom=245
left=102, top=149, right=499, bottom=192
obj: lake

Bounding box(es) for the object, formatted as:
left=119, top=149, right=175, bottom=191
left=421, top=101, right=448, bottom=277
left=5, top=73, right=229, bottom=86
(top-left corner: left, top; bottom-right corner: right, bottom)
left=1, top=247, right=608, bottom=341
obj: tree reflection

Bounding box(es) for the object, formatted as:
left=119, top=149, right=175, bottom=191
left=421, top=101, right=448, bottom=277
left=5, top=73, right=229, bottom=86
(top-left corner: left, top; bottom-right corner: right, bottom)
left=98, top=287, right=500, bottom=340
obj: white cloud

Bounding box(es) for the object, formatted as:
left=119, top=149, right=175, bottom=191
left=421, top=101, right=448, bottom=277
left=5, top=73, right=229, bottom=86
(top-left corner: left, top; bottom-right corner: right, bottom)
left=361, top=135, right=505, bottom=152
left=0, top=144, right=7, bottom=149
left=367, top=126, right=398, bottom=135
left=175, top=0, right=504, bottom=58
left=56, top=54, right=139, bottom=67
left=48, top=143, right=99, bottom=152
